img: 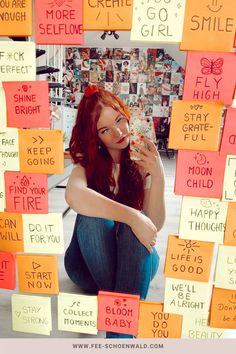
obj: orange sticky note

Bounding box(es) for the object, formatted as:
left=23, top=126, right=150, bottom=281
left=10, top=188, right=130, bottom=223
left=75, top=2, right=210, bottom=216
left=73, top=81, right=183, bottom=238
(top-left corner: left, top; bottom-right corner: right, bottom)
left=174, top=150, right=226, bottom=198
left=4, top=171, right=48, bottom=214
left=35, top=0, right=83, bottom=44
left=169, top=100, right=223, bottom=151
left=0, top=0, right=32, bottom=36
left=182, top=52, right=236, bottom=105
left=3, top=81, right=50, bottom=129
left=0, top=251, right=16, bottom=290
left=209, top=287, right=236, bottom=329
left=17, top=254, right=59, bottom=294
left=224, top=203, right=236, bottom=246
left=83, top=0, right=133, bottom=30
left=97, top=291, right=140, bottom=336
left=180, top=0, right=236, bottom=52
left=220, top=108, right=236, bottom=155
left=137, top=302, right=182, bottom=338
left=0, top=212, right=23, bottom=253
left=18, top=129, right=64, bottom=174
left=164, top=235, right=214, bottom=282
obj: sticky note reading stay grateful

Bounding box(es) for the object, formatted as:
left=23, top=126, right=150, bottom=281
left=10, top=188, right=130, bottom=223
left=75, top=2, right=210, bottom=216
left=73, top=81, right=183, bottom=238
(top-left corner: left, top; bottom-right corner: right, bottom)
left=209, top=287, right=236, bottom=329
left=0, top=0, right=32, bottom=36
left=11, top=294, right=52, bottom=335
left=179, top=196, right=228, bottom=244
left=214, top=245, right=236, bottom=291
left=0, top=212, right=23, bottom=252
left=220, top=108, right=236, bottom=155
left=222, top=155, right=236, bottom=202
left=58, top=292, right=98, bottom=335
left=0, top=128, right=19, bottom=171
left=17, top=254, right=59, bottom=294
left=97, top=291, right=140, bottom=336
left=224, top=203, right=236, bottom=246
left=0, top=251, right=16, bottom=290
left=137, top=302, right=182, bottom=338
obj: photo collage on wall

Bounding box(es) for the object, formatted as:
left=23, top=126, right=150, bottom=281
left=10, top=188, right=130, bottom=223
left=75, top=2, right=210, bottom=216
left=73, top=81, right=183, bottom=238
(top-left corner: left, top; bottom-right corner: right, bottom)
left=63, top=47, right=184, bottom=145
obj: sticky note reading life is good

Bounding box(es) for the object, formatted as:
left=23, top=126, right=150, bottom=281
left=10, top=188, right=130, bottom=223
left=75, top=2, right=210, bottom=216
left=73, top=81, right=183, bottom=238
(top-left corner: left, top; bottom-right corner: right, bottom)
left=179, top=196, right=228, bottom=244
left=180, top=0, right=236, bottom=52
left=3, top=81, right=50, bottom=128
left=137, top=302, right=182, bottom=338
left=182, top=52, right=236, bottom=105
left=174, top=150, right=226, bottom=198
left=97, top=291, right=140, bottom=336
left=0, top=0, right=32, bottom=36
left=17, top=254, right=59, bottom=294
left=181, top=313, right=225, bottom=339
left=164, top=235, right=214, bottom=282
left=0, top=128, right=19, bottom=171
left=0, top=87, right=7, bottom=130
left=0, top=212, right=23, bottom=253
left=0, top=251, right=16, bottom=290
left=18, top=129, right=64, bottom=174
left=164, top=277, right=212, bottom=315
left=224, top=203, right=236, bottom=246
left=4, top=171, right=48, bottom=214
left=222, top=155, right=236, bottom=202
left=168, top=100, right=223, bottom=151
left=23, top=213, right=64, bottom=254
left=130, top=0, right=186, bottom=43
left=209, top=287, right=236, bottom=329
left=12, top=294, right=52, bottom=335
left=0, top=42, right=36, bottom=86
left=58, top=293, right=98, bottom=335
left=35, top=0, right=83, bottom=44
left=214, top=245, right=236, bottom=291
left=220, top=108, right=236, bottom=155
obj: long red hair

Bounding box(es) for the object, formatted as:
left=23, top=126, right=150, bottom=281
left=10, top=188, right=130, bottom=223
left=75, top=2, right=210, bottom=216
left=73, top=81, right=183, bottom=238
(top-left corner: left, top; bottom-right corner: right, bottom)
left=69, top=87, right=144, bottom=210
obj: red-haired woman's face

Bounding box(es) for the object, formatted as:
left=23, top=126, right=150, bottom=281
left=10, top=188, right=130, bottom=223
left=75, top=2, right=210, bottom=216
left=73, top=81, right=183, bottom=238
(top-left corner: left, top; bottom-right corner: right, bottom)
left=97, top=106, right=129, bottom=161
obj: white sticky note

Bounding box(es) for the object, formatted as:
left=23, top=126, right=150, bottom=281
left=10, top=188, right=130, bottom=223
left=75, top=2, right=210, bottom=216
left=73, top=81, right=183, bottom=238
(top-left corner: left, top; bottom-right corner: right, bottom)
left=0, top=172, right=5, bottom=211
left=0, top=87, right=7, bottom=130
left=222, top=155, right=236, bottom=202
left=214, top=245, right=236, bottom=290
left=0, top=128, right=19, bottom=171
left=181, top=313, right=225, bottom=339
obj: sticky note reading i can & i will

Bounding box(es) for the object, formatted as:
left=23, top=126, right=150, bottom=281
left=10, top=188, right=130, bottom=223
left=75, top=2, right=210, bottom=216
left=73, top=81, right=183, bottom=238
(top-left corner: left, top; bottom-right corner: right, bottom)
left=97, top=291, right=140, bottom=336
left=0, top=212, right=23, bottom=253
left=137, top=302, right=182, bottom=338
left=0, top=251, right=16, bottom=290
left=214, top=245, right=236, bottom=291
left=58, top=292, right=98, bottom=335
left=0, top=128, right=19, bottom=171
left=209, top=287, right=236, bottom=329
left=220, top=108, right=236, bottom=155
left=224, top=203, right=236, bottom=246
left=181, top=313, right=225, bottom=339
left=12, top=294, right=52, bottom=335
left=222, top=155, right=236, bottom=202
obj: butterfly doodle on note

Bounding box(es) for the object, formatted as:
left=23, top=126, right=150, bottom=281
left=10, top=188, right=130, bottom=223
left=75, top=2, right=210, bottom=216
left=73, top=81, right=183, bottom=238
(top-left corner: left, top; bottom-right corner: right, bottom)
left=200, top=57, right=224, bottom=75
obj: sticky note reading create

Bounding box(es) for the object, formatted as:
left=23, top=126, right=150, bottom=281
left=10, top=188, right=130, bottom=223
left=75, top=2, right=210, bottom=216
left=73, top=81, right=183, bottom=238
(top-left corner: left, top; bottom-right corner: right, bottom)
left=181, top=313, right=225, bottom=339
left=18, top=129, right=64, bottom=174
left=169, top=100, right=223, bottom=151
left=23, top=213, right=64, bottom=254
left=0, top=251, right=16, bottom=290
left=130, top=0, right=186, bottom=42
left=35, top=0, right=83, bottom=44
left=97, top=291, right=140, bottom=336
left=0, top=87, right=7, bottom=130
left=0, top=212, right=23, bottom=252
left=179, top=196, right=228, bottom=244
left=0, top=172, right=5, bottom=211
left=5, top=171, right=48, bottom=214
left=0, top=0, right=32, bottom=36
left=183, top=52, right=236, bottom=105
left=3, top=81, right=50, bottom=128
left=180, top=0, right=236, bottom=52
left=58, top=293, right=98, bottom=334
left=12, top=294, right=52, bottom=335
left=137, top=302, right=182, bottom=338
left=0, top=42, right=36, bottom=86
left=164, top=235, right=214, bottom=282
left=209, top=287, right=236, bottom=329
left=220, top=108, right=236, bottom=155
left=17, top=254, right=59, bottom=294
left=0, top=128, right=19, bottom=171
left=164, top=278, right=212, bottom=315
left=174, top=150, right=226, bottom=198
left=214, top=245, right=236, bottom=290
left=224, top=203, right=236, bottom=246
left=222, top=155, right=236, bottom=202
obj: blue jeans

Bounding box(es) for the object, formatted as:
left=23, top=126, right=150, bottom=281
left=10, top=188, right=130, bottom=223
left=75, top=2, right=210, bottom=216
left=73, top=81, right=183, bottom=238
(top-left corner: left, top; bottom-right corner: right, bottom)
left=64, top=214, right=159, bottom=338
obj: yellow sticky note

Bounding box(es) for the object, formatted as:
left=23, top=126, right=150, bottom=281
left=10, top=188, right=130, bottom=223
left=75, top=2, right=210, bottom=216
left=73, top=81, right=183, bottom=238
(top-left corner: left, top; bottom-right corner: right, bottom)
left=0, top=128, right=19, bottom=171
left=222, top=155, right=236, bottom=202
left=130, top=0, right=186, bottom=42
left=23, top=213, right=64, bottom=254
left=11, top=294, right=52, bottom=335
left=163, top=277, right=212, bottom=315
left=179, top=196, right=228, bottom=243
left=181, top=313, right=225, bottom=339
left=58, top=292, right=98, bottom=335
left=224, top=203, right=236, bottom=246
left=0, top=42, right=36, bottom=86
left=0, top=87, right=7, bottom=130
left=0, top=172, right=5, bottom=211
left=214, top=245, right=236, bottom=290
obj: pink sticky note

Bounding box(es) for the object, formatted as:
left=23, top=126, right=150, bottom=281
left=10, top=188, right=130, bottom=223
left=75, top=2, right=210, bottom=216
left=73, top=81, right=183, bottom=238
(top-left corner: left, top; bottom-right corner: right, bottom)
left=183, top=52, right=236, bottom=105
left=220, top=108, right=236, bottom=155
left=4, top=171, right=48, bottom=214
left=0, top=251, right=16, bottom=290
left=174, top=150, right=226, bottom=198
left=3, top=81, right=50, bottom=128
left=97, top=291, right=140, bottom=336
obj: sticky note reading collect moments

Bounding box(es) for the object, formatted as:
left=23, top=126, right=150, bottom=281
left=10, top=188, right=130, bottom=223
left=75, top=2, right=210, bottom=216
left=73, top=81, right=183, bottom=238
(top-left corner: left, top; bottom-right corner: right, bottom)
left=0, top=212, right=23, bottom=252
left=220, top=108, right=236, bottom=155
left=0, top=0, right=32, bottom=36
left=209, top=287, right=236, bottom=329
left=0, top=128, right=19, bottom=171
left=224, top=203, right=236, bottom=246
left=0, top=251, right=16, bottom=290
